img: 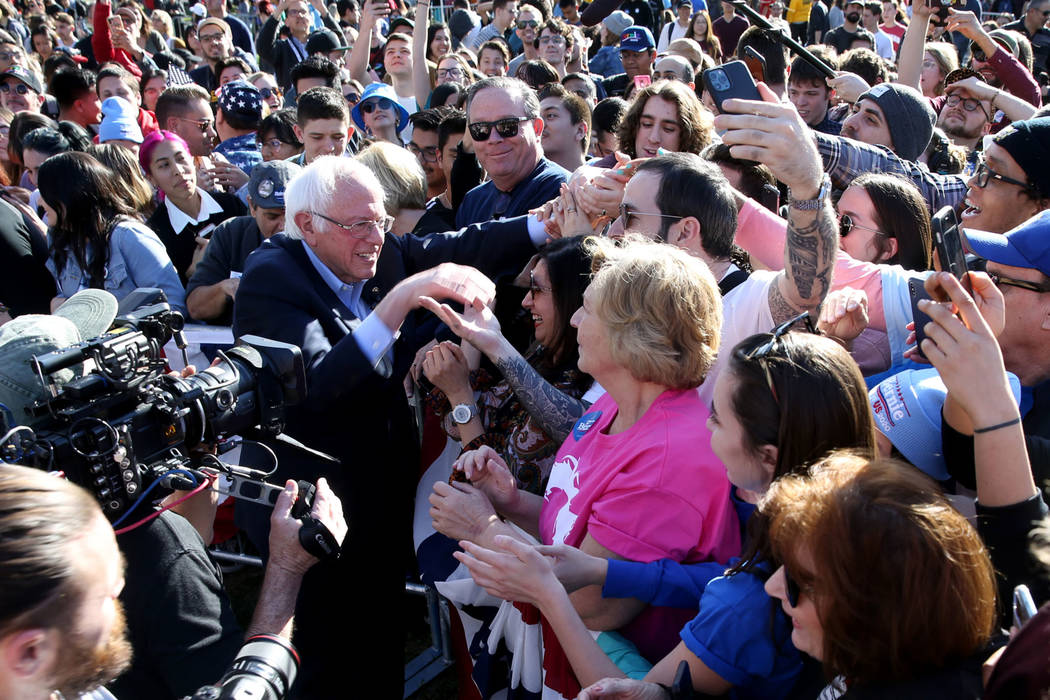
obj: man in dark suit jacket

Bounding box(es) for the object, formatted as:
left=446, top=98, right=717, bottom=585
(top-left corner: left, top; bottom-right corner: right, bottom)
left=233, top=155, right=549, bottom=698
left=258, top=0, right=347, bottom=89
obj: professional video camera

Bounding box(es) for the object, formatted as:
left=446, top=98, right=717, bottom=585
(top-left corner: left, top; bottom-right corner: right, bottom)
left=3, top=288, right=310, bottom=522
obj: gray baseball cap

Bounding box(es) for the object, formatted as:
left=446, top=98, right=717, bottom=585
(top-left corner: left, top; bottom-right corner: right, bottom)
left=0, top=289, right=117, bottom=428
left=248, top=160, right=301, bottom=209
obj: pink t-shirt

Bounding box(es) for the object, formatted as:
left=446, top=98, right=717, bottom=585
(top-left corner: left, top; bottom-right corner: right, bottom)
left=539, top=389, right=741, bottom=566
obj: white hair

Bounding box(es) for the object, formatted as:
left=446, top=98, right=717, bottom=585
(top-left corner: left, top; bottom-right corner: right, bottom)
left=283, top=155, right=385, bottom=240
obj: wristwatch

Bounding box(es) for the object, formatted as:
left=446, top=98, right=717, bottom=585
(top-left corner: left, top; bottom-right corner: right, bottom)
left=789, top=175, right=832, bottom=211
left=451, top=403, right=478, bottom=425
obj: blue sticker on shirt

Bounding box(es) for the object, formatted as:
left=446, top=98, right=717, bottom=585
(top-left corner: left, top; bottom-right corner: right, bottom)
left=572, top=411, right=602, bottom=442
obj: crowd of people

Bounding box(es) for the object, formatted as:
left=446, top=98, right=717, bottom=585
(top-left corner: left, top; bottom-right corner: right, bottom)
left=0, top=0, right=1048, bottom=697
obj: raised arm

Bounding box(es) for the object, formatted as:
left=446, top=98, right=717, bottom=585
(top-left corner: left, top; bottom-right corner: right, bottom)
left=897, top=0, right=933, bottom=90
left=420, top=296, right=592, bottom=442
left=412, top=0, right=433, bottom=109
left=716, top=84, right=837, bottom=324
left=348, top=0, right=388, bottom=84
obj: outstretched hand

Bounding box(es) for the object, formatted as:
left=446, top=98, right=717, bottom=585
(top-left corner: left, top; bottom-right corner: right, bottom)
left=454, top=536, right=562, bottom=607
left=418, top=294, right=506, bottom=357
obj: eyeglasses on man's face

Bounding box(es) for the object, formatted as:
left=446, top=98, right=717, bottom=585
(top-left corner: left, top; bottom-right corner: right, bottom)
left=407, top=142, right=439, bottom=162
left=944, top=93, right=990, bottom=120
left=311, top=211, right=394, bottom=239
left=0, top=82, right=32, bottom=95
left=972, top=161, right=1033, bottom=192
left=988, top=270, right=1050, bottom=294
left=175, top=116, right=215, bottom=133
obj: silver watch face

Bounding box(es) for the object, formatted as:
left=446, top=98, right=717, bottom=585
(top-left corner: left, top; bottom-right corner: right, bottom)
left=452, top=404, right=473, bottom=424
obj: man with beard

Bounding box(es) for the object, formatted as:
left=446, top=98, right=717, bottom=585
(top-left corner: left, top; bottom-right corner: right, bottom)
left=0, top=465, right=132, bottom=700
left=840, top=82, right=936, bottom=161
left=825, top=0, right=866, bottom=53
left=936, top=69, right=994, bottom=157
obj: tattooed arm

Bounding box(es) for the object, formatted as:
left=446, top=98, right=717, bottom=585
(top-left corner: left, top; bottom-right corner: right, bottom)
left=492, top=349, right=591, bottom=443
left=769, top=193, right=837, bottom=324
left=714, top=83, right=838, bottom=324
left=419, top=296, right=592, bottom=443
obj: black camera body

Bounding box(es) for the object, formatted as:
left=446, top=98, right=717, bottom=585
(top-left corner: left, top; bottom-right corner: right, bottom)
left=15, top=289, right=306, bottom=521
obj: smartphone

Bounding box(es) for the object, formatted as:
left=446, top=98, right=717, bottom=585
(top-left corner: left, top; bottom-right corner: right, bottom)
left=1013, top=584, right=1037, bottom=628
left=197, top=223, right=216, bottom=240
left=633, top=74, right=652, bottom=91
left=107, top=14, right=124, bottom=31
left=932, top=206, right=972, bottom=294
left=702, top=60, right=761, bottom=114
left=909, top=277, right=934, bottom=360
left=743, top=45, right=767, bottom=84
left=930, top=0, right=961, bottom=23
left=671, top=660, right=693, bottom=700
left=387, top=0, right=398, bottom=12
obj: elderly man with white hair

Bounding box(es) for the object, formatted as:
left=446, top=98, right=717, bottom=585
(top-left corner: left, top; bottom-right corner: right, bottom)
left=232, top=155, right=553, bottom=698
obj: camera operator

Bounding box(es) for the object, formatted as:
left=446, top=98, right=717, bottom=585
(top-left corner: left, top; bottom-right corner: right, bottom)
left=0, top=292, right=349, bottom=699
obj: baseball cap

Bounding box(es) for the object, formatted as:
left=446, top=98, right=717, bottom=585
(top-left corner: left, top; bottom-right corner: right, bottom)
left=620, top=26, right=655, bottom=52
left=306, top=28, right=351, bottom=54
left=965, top=209, right=1050, bottom=278
left=248, top=160, right=301, bottom=209
left=603, top=10, right=633, bottom=38
left=1, top=65, right=43, bottom=94
left=869, top=367, right=1022, bottom=482
left=0, top=290, right=117, bottom=429
left=197, top=16, right=230, bottom=35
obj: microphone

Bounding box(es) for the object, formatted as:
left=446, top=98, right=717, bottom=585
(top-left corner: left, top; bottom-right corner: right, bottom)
left=580, top=0, right=624, bottom=26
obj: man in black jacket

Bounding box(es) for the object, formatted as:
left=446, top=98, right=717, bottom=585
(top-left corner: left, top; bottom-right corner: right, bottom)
left=233, top=155, right=551, bottom=698
left=259, top=0, right=347, bottom=89
left=187, top=160, right=302, bottom=324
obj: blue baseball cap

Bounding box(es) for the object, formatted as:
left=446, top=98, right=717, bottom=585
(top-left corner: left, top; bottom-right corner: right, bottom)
left=351, top=82, right=410, bottom=133
left=620, top=26, right=655, bottom=52
left=965, top=209, right=1050, bottom=277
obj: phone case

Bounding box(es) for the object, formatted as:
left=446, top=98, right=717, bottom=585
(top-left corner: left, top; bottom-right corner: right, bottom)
left=703, top=60, right=761, bottom=114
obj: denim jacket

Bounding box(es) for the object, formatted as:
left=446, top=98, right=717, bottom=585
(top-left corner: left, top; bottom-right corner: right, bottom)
left=47, top=219, right=187, bottom=314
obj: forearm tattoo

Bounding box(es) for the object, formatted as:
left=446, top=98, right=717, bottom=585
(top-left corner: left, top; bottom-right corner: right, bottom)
left=494, top=354, right=588, bottom=443
left=773, top=204, right=836, bottom=324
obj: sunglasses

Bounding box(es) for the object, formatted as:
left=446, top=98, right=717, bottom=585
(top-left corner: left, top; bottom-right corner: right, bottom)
left=0, top=82, right=31, bottom=95
left=468, top=116, right=531, bottom=141
left=175, top=116, right=214, bottom=133
left=516, top=19, right=539, bottom=28
left=988, top=270, right=1050, bottom=293
left=783, top=565, right=805, bottom=608
left=360, top=97, right=394, bottom=113
left=258, top=86, right=282, bottom=100
left=344, top=92, right=360, bottom=104
left=528, top=271, right=551, bottom=296
left=734, top=311, right=819, bottom=404
left=838, top=213, right=887, bottom=239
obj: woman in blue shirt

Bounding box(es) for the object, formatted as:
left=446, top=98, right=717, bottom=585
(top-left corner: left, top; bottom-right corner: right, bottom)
left=40, top=152, right=186, bottom=315
left=456, top=325, right=878, bottom=699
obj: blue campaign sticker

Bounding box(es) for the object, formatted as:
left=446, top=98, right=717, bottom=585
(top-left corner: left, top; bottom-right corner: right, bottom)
left=572, top=411, right=602, bottom=441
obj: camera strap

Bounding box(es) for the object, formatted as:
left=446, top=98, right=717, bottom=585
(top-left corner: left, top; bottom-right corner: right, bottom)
left=297, top=515, right=342, bottom=562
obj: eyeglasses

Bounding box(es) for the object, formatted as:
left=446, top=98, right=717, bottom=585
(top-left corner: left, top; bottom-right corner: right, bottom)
left=258, top=137, right=290, bottom=150
left=735, top=311, right=819, bottom=404
left=436, top=66, right=463, bottom=79
left=838, top=213, right=887, bottom=239
left=945, top=93, right=990, bottom=120
left=988, top=270, right=1050, bottom=293
left=0, top=51, right=18, bottom=61
left=311, top=211, right=394, bottom=239
left=973, top=161, right=1033, bottom=192
left=407, top=142, right=439, bottom=162
left=344, top=92, right=360, bottom=104
left=258, top=86, right=282, bottom=100
left=516, top=19, right=539, bottom=28
left=970, top=46, right=988, bottom=63
left=617, top=203, right=684, bottom=230
left=468, top=116, right=531, bottom=141
left=286, top=6, right=310, bottom=15
left=528, top=272, right=551, bottom=296
left=360, top=97, right=394, bottom=113
left=175, top=116, right=215, bottom=133
left=0, top=82, right=31, bottom=95
left=198, top=31, right=226, bottom=43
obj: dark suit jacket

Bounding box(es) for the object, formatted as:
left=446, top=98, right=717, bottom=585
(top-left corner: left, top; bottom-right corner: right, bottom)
left=257, top=14, right=346, bottom=89
left=232, top=218, right=536, bottom=698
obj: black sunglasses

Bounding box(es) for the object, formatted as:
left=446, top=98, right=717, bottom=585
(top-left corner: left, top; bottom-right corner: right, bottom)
left=344, top=92, right=360, bottom=104
left=360, top=97, right=394, bottom=113
left=838, top=213, right=887, bottom=239
left=734, top=311, right=819, bottom=404
left=468, top=116, right=531, bottom=141
left=783, top=565, right=804, bottom=608
left=516, top=19, right=539, bottom=28
left=258, top=86, right=282, bottom=99
left=0, top=82, right=31, bottom=95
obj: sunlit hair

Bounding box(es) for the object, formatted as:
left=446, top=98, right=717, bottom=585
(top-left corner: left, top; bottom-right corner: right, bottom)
left=764, top=453, right=997, bottom=686
left=283, top=155, right=384, bottom=240
left=355, top=141, right=426, bottom=216
left=617, top=80, right=713, bottom=158
left=584, top=235, right=721, bottom=388
left=923, top=42, right=959, bottom=96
